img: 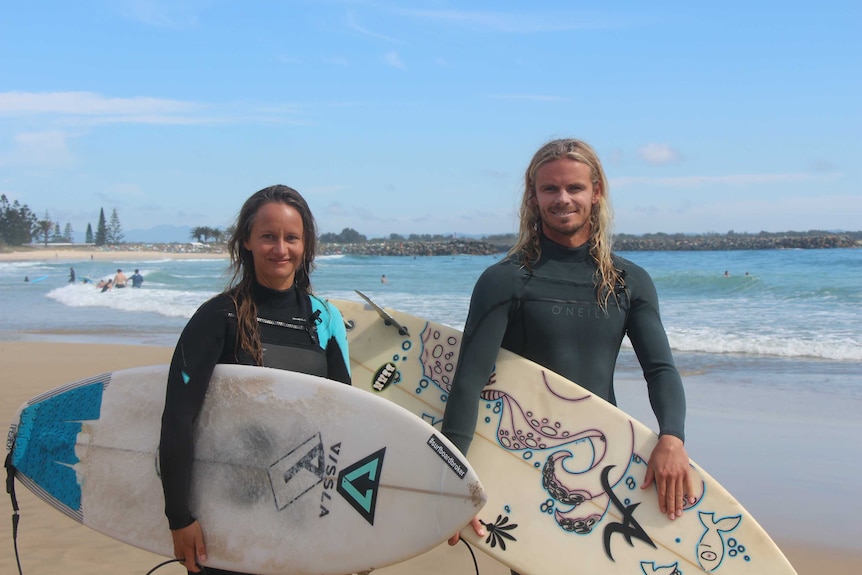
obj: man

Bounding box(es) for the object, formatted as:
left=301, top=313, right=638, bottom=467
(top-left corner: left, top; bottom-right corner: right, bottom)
left=442, top=138, right=694, bottom=549
left=130, top=269, right=144, bottom=288
left=113, top=268, right=128, bottom=288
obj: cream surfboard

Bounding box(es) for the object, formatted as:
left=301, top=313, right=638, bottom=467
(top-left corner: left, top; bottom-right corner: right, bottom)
left=335, top=293, right=797, bottom=575
left=5, top=364, right=486, bottom=575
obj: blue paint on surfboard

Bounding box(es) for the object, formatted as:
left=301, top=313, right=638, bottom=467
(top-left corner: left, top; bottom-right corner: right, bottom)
left=12, top=382, right=105, bottom=511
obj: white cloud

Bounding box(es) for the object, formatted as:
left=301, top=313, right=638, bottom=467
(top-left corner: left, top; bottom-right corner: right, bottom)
left=0, top=91, right=197, bottom=119
left=0, top=131, right=75, bottom=168
left=489, top=94, right=567, bottom=102
left=346, top=11, right=400, bottom=43
left=397, top=9, right=629, bottom=33
left=322, top=56, right=350, bottom=67
left=116, top=0, right=202, bottom=28
left=108, top=183, right=146, bottom=198
left=612, top=171, right=841, bottom=188
left=0, top=91, right=305, bottom=126
left=278, top=54, right=302, bottom=64
left=384, top=51, right=405, bottom=69
left=615, top=194, right=862, bottom=234
left=637, top=143, right=682, bottom=165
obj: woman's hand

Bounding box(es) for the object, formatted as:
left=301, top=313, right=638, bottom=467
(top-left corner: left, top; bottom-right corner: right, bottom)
left=171, top=520, right=207, bottom=573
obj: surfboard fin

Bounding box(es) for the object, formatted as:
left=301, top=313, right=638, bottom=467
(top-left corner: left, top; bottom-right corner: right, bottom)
left=355, top=290, right=410, bottom=336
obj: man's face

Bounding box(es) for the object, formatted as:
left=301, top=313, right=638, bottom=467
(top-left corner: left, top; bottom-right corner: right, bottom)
left=532, top=158, right=602, bottom=247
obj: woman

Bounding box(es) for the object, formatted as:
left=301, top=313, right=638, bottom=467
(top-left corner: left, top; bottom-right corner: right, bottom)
left=159, top=185, right=351, bottom=574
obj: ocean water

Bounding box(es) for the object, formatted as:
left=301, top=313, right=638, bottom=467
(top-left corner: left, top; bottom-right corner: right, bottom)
left=2, top=248, right=859, bottom=363
left=1, top=247, right=861, bottom=546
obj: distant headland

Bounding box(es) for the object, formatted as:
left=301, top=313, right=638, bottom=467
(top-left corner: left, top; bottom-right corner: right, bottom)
left=320, top=230, right=862, bottom=257
left=3, top=230, right=858, bottom=261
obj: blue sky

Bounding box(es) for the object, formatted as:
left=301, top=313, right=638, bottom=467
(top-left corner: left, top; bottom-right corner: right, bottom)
left=1, top=1, right=859, bottom=239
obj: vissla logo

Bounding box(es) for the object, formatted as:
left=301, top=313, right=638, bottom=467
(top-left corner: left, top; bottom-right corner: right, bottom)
left=268, top=433, right=325, bottom=510
left=336, top=448, right=386, bottom=524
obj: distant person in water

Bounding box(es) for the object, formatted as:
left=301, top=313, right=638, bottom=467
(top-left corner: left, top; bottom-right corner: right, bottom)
left=24, top=276, right=29, bottom=282
left=130, top=269, right=144, bottom=288
left=381, top=274, right=388, bottom=284
left=68, top=267, right=76, bottom=283
left=114, top=268, right=128, bottom=288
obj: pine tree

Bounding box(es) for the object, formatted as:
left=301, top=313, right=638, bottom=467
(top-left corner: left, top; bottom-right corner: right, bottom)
left=85, top=223, right=94, bottom=244
left=63, top=222, right=74, bottom=243
left=51, top=222, right=64, bottom=243
left=107, top=208, right=124, bottom=244
left=0, top=195, right=38, bottom=246
left=95, top=208, right=108, bottom=246
left=36, top=212, right=53, bottom=246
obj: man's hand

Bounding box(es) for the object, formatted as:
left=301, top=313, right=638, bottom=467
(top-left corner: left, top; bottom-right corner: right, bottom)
left=642, top=434, right=695, bottom=520
left=448, top=516, right=486, bottom=546
left=171, top=520, right=207, bottom=573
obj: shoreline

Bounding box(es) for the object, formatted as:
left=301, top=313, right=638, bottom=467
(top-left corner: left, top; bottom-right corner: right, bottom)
left=4, top=231, right=860, bottom=265
left=0, top=341, right=859, bottom=575
left=0, top=246, right=228, bottom=262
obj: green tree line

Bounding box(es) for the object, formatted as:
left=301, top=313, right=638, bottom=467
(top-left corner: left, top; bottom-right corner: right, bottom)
left=0, top=195, right=125, bottom=248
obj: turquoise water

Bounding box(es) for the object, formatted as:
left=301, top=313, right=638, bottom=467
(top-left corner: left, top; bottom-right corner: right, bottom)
left=2, top=249, right=859, bottom=362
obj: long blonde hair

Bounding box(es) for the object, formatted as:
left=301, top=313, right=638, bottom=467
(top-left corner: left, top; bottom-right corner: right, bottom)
left=509, top=138, right=622, bottom=307
left=226, top=185, right=318, bottom=364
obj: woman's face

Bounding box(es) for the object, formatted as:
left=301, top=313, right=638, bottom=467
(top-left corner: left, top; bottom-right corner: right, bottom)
left=243, top=201, right=305, bottom=290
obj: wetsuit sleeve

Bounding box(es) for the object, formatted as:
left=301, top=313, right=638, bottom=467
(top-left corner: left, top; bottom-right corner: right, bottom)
left=159, top=296, right=230, bottom=530
left=312, top=297, right=352, bottom=385
left=325, top=302, right=351, bottom=385
left=624, top=265, right=686, bottom=441
left=442, top=265, right=515, bottom=455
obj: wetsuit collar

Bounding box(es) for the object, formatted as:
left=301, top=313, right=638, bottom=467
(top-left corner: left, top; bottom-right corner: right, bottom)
left=251, top=281, right=299, bottom=309
left=540, top=234, right=592, bottom=262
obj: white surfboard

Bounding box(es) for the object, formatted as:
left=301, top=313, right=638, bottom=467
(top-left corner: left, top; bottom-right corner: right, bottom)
left=6, top=364, right=486, bottom=575
left=335, top=293, right=798, bottom=575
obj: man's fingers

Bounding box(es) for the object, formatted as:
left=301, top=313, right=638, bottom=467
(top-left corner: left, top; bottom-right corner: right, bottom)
left=685, top=472, right=697, bottom=505
left=670, top=478, right=684, bottom=518
left=449, top=516, right=485, bottom=546
left=471, top=516, right=487, bottom=537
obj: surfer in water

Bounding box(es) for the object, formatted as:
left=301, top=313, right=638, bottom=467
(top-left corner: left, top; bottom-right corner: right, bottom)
left=442, top=139, right=695, bottom=562
left=113, top=268, right=128, bottom=287
left=159, top=185, right=352, bottom=575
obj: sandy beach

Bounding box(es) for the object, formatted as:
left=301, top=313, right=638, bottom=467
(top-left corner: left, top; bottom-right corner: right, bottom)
left=0, top=341, right=857, bottom=575
left=0, top=246, right=228, bottom=263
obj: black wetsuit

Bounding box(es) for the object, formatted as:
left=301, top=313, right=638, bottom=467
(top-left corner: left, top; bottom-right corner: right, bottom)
left=442, top=235, right=686, bottom=456
left=159, top=282, right=351, bottom=575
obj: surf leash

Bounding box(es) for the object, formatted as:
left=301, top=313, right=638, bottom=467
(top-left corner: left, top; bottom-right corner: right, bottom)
left=460, top=539, right=481, bottom=575
left=144, top=558, right=182, bottom=574
left=4, top=451, right=24, bottom=575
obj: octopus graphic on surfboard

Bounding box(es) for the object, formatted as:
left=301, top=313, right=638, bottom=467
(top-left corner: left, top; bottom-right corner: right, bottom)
left=336, top=293, right=797, bottom=575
